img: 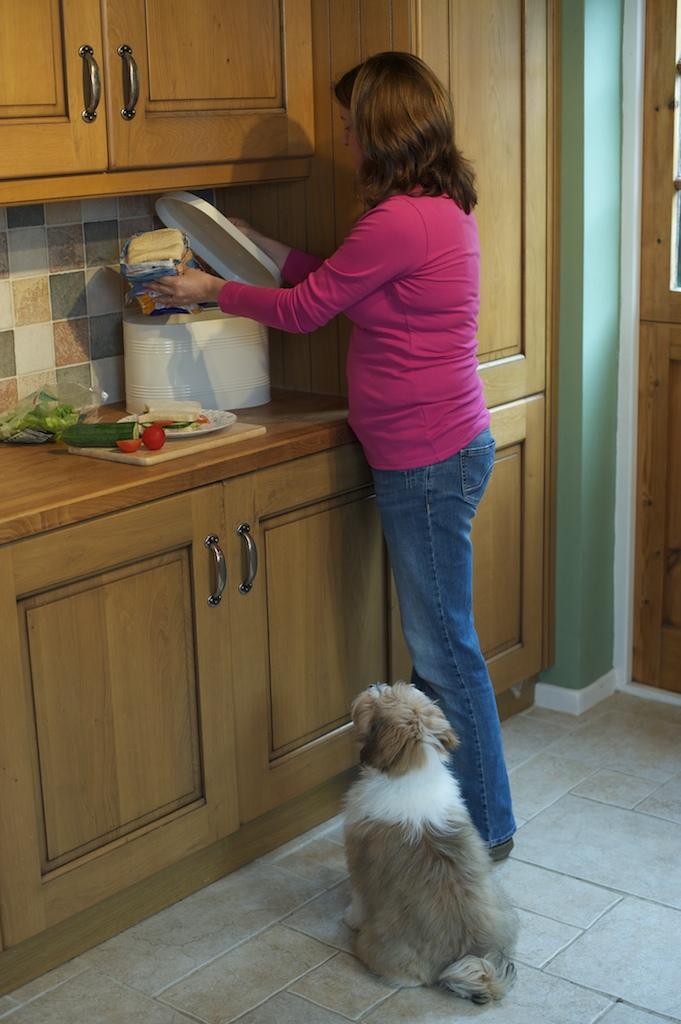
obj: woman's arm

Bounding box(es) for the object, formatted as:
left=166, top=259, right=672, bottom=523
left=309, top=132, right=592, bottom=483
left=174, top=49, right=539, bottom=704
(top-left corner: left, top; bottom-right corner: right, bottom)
left=229, top=218, right=323, bottom=284
left=228, top=217, right=292, bottom=274
left=154, top=200, right=427, bottom=332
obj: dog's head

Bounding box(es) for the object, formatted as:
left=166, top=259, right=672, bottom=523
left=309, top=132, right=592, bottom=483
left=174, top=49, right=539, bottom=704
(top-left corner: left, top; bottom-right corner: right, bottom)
left=350, top=682, right=458, bottom=775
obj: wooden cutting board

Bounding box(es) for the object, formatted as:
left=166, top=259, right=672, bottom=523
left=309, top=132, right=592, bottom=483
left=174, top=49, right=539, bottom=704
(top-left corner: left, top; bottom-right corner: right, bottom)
left=67, top=421, right=267, bottom=465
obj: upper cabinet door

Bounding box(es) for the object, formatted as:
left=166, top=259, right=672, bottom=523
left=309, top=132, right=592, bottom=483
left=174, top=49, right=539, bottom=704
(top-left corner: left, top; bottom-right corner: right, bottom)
left=421, top=0, right=554, bottom=406
left=102, top=0, right=315, bottom=169
left=0, top=0, right=108, bottom=178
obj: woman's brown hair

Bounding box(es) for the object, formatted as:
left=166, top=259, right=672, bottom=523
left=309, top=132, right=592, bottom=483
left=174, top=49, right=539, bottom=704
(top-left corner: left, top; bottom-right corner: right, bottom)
left=334, top=52, right=477, bottom=214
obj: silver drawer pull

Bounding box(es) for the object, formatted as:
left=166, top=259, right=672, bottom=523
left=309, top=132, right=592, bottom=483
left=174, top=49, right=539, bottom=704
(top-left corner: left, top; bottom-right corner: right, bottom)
left=79, top=45, right=101, bottom=123
left=237, top=523, right=258, bottom=594
left=204, top=534, right=227, bottom=606
left=118, top=44, right=139, bottom=120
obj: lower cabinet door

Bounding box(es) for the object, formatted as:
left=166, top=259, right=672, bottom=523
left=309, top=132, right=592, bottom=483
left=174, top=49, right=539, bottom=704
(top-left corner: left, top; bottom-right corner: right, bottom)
left=0, top=486, right=239, bottom=946
left=390, top=396, right=546, bottom=692
left=225, top=445, right=388, bottom=822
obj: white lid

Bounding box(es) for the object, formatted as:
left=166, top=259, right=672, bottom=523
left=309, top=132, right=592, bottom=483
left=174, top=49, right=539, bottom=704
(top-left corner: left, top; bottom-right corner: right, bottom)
left=155, top=191, right=281, bottom=288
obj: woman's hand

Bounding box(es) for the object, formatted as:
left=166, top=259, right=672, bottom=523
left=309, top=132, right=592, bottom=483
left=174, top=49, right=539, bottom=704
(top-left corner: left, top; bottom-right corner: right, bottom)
left=151, top=267, right=225, bottom=306
left=227, top=216, right=256, bottom=239
left=227, top=217, right=291, bottom=274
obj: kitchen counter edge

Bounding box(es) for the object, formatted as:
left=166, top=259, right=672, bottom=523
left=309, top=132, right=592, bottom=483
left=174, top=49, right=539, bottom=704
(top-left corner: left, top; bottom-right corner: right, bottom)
left=1, top=391, right=355, bottom=543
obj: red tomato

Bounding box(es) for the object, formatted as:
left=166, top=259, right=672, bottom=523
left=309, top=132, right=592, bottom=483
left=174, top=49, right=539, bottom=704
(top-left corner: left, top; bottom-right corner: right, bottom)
left=150, top=419, right=175, bottom=427
left=116, top=438, right=142, bottom=453
left=141, top=425, right=166, bottom=450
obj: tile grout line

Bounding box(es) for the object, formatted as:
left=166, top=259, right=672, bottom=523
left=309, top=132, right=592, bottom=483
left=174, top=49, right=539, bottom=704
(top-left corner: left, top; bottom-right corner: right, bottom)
left=283, top=918, right=353, bottom=955
left=132, top=870, right=351, bottom=999
left=149, top=907, right=350, bottom=1002
left=512, top=764, right=607, bottom=821
left=590, top=999, right=619, bottom=1023
left=1, top=962, right=93, bottom=1012
left=285, top=977, right=370, bottom=1022
left=509, top=852, right=681, bottom=914
left=192, top=948, right=341, bottom=1024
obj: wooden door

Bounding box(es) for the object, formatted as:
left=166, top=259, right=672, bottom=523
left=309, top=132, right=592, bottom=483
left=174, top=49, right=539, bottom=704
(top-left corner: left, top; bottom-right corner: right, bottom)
left=634, top=327, right=681, bottom=692
left=225, top=445, right=387, bottom=822
left=0, top=0, right=108, bottom=178
left=0, top=487, right=238, bottom=947
left=390, top=397, right=545, bottom=692
left=634, top=0, right=681, bottom=691
left=102, top=0, right=314, bottom=169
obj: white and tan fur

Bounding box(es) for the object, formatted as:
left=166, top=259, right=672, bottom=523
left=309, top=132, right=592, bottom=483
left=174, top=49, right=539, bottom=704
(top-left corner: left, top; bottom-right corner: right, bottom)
left=343, top=682, right=517, bottom=1004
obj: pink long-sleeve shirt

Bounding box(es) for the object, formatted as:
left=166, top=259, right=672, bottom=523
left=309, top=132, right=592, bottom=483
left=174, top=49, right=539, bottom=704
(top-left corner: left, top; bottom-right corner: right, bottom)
left=218, top=193, right=489, bottom=470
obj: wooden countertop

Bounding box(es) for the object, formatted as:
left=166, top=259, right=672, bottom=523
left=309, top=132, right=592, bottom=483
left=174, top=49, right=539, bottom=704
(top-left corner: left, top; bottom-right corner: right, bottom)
left=1, top=391, right=353, bottom=543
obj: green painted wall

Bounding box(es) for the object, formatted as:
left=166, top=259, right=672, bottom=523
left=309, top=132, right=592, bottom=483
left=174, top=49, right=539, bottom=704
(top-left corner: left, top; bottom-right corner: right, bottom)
left=542, top=0, right=622, bottom=690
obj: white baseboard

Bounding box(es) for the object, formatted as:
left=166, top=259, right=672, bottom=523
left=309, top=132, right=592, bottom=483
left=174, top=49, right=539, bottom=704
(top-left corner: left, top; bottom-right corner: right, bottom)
left=534, top=670, right=618, bottom=716
left=618, top=679, right=681, bottom=707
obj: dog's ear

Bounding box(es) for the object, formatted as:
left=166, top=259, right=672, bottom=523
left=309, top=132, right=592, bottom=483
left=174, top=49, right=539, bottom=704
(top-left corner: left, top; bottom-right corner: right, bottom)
left=350, top=690, right=377, bottom=747
left=423, top=705, right=460, bottom=753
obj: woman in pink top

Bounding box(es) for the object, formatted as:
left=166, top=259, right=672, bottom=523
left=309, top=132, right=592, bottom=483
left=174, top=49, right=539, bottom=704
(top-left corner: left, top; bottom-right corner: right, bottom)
left=156, top=52, right=515, bottom=859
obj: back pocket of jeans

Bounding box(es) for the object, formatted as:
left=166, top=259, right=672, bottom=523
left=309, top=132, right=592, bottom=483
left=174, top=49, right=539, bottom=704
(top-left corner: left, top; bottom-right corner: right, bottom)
left=460, top=440, right=496, bottom=506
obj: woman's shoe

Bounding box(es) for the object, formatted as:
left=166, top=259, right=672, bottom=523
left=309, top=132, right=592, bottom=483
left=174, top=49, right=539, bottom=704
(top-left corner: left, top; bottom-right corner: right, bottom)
left=489, top=837, right=514, bottom=862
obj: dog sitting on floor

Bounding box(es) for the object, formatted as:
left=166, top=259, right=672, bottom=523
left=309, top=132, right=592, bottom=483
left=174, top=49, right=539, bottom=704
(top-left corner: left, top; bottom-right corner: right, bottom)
left=343, top=682, right=517, bottom=1004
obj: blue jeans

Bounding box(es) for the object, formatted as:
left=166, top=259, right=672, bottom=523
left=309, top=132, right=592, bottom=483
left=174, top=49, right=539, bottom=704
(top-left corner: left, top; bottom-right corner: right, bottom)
left=371, top=428, right=516, bottom=848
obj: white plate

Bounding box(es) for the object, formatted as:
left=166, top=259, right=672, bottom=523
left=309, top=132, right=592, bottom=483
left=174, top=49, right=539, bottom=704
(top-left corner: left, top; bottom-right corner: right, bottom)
left=119, top=409, right=237, bottom=439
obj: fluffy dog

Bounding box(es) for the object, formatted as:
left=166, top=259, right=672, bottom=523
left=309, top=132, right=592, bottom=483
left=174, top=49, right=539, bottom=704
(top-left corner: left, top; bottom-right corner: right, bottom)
left=343, top=682, right=517, bottom=1003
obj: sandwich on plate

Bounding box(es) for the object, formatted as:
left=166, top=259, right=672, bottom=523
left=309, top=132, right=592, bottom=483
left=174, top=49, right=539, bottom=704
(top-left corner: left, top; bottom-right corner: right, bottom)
left=136, top=400, right=209, bottom=431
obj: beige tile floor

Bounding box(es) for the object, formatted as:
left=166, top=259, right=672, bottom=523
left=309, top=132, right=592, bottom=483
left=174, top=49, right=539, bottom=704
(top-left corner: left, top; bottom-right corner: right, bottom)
left=3, top=691, right=681, bottom=1023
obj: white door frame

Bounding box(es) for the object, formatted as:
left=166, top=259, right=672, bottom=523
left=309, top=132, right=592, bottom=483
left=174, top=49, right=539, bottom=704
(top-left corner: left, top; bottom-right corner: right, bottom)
left=613, top=0, right=645, bottom=693
left=615, top=0, right=681, bottom=706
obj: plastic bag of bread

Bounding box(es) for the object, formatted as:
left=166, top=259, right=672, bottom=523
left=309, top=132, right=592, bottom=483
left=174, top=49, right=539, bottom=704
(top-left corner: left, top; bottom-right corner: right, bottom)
left=120, top=227, right=201, bottom=315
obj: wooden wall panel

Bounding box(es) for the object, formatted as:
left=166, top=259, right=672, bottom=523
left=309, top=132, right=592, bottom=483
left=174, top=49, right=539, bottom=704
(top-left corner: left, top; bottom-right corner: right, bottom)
left=216, top=0, right=417, bottom=394
left=215, top=0, right=550, bottom=411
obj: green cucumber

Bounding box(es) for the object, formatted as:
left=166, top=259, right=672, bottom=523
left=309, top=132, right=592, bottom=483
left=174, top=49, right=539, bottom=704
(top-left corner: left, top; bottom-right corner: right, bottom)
left=62, top=422, right=139, bottom=448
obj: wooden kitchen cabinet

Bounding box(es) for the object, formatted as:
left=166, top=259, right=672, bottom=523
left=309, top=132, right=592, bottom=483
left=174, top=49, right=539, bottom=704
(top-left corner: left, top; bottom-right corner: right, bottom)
left=1, top=0, right=109, bottom=179
left=0, top=485, right=239, bottom=947
left=224, top=444, right=388, bottom=822
left=0, top=0, right=313, bottom=183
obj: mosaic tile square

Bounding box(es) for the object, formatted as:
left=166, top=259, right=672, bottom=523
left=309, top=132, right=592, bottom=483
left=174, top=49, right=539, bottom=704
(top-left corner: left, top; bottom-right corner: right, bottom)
left=14, top=323, right=55, bottom=375
left=118, top=195, right=154, bottom=218
left=0, top=329, right=16, bottom=377
left=81, top=197, right=118, bottom=221
left=90, top=354, right=124, bottom=404
left=8, top=226, right=48, bottom=277
left=12, top=276, right=51, bottom=326
left=49, top=271, right=87, bottom=320
left=0, top=279, right=13, bottom=329
left=90, top=312, right=123, bottom=359
left=7, top=204, right=44, bottom=229
left=84, top=220, right=119, bottom=267
left=17, top=367, right=57, bottom=399
left=48, top=224, right=85, bottom=273
left=57, top=363, right=92, bottom=390
left=0, top=230, right=8, bottom=278
left=45, top=200, right=82, bottom=225
left=54, top=318, right=90, bottom=367
left=0, top=376, right=18, bottom=412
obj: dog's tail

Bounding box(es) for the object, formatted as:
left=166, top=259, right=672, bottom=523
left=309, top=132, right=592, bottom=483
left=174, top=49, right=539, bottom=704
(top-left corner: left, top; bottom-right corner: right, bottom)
left=438, top=952, right=515, bottom=1004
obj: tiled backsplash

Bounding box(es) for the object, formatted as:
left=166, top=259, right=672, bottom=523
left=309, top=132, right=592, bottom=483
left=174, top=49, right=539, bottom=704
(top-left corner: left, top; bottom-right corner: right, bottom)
left=0, top=189, right=215, bottom=414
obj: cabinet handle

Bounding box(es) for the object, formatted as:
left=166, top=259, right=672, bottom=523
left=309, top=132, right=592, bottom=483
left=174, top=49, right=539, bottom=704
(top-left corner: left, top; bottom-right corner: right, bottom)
left=118, top=44, right=139, bottom=120
left=236, top=523, right=258, bottom=594
left=204, top=534, right=227, bottom=606
left=79, top=45, right=101, bottom=123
